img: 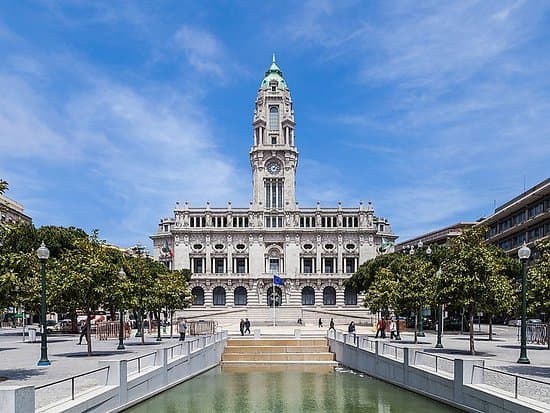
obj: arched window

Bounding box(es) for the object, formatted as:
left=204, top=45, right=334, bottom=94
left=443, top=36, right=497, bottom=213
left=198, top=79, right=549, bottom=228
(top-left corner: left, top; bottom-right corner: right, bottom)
left=269, top=106, right=279, bottom=131
left=213, top=286, right=226, bottom=306
left=191, top=286, right=204, bottom=305
left=344, top=288, right=358, bottom=305
left=267, top=286, right=282, bottom=307
left=302, top=286, right=315, bottom=305
left=234, top=286, right=247, bottom=306
left=323, top=286, right=336, bottom=305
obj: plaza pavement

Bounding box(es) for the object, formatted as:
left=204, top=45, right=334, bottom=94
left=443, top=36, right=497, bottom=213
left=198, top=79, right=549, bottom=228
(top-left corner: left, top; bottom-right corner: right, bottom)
left=0, top=322, right=548, bottom=388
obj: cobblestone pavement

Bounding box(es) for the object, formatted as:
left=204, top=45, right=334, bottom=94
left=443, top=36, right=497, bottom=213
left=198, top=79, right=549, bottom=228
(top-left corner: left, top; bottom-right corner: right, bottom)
left=1, top=323, right=548, bottom=390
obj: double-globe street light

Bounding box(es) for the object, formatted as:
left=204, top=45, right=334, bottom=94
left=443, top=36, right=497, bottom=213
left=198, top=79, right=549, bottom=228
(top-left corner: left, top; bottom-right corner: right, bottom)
left=36, top=241, right=50, bottom=366
left=411, top=240, right=431, bottom=338
left=117, top=268, right=126, bottom=350
left=517, top=242, right=531, bottom=364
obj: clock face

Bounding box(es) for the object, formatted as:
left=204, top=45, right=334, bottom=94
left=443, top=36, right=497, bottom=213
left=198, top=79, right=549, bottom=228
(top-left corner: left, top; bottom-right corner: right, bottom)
left=266, top=161, right=281, bottom=175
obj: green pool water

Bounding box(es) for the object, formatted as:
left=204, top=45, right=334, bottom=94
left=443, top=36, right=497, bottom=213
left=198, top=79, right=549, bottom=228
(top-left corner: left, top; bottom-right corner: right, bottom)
left=125, top=366, right=461, bottom=413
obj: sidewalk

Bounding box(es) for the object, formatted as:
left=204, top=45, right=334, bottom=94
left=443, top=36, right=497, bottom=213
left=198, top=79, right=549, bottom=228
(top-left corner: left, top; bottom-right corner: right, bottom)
left=0, top=326, right=182, bottom=387
left=1, top=323, right=548, bottom=387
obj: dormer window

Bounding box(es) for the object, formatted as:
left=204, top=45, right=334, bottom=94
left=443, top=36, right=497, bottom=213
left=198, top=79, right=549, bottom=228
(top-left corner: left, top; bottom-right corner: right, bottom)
left=269, top=106, right=279, bottom=130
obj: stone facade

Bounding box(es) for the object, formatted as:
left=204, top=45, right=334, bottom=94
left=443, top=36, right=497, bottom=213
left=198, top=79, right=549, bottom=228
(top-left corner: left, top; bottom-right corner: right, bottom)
left=151, top=58, right=397, bottom=309
left=0, top=194, right=32, bottom=225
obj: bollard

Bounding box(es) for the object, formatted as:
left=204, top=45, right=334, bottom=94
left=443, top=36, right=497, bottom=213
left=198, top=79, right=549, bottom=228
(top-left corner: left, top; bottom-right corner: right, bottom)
left=294, top=329, right=301, bottom=339
left=254, top=329, right=261, bottom=339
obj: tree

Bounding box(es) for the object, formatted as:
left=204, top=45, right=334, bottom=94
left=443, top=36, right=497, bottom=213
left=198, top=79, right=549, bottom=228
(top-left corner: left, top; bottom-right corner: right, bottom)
left=125, top=255, right=156, bottom=344
left=49, top=234, right=117, bottom=355
left=527, top=238, right=550, bottom=318
left=0, top=179, right=7, bottom=195
left=439, top=227, right=516, bottom=355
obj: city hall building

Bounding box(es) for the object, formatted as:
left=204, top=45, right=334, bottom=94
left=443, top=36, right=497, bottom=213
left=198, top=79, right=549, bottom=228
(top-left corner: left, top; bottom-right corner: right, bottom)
left=151, top=58, right=396, bottom=314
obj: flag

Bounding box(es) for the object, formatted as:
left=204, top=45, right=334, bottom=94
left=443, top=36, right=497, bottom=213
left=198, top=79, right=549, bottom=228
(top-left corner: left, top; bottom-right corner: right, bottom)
left=273, top=274, right=285, bottom=286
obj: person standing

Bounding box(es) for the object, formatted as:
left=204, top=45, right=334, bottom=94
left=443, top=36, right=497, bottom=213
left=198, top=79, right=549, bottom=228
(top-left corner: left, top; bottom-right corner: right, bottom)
left=244, top=318, right=251, bottom=334
left=348, top=321, right=355, bottom=334
left=239, top=319, right=245, bottom=336
left=380, top=318, right=386, bottom=339
left=318, top=318, right=323, bottom=328
left=375, top=319, right=383, bottom=338
left=390, top=319, right=397, bottom=340
left=78, top=321, right=88, bottom=345
left=178, top=319, right=187, bottom=341
left=329, top=318, right=335, bottom=331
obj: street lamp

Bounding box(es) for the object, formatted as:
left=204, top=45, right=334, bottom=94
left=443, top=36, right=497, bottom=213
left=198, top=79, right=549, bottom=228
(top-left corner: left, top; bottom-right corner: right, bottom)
left=435, top=267, right=444, bottom=348
left=36, top=241, right=50, bottom=366
left=517, top=242, right=531, bottom=364
left=117, top=268, right=126, bottom=350
left=416, top=241, right=429, bottom=338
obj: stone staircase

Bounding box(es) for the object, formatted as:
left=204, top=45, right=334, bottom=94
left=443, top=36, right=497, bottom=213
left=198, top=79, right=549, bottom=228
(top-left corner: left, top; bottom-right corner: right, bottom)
left=221, top=337, right=338, bottom=368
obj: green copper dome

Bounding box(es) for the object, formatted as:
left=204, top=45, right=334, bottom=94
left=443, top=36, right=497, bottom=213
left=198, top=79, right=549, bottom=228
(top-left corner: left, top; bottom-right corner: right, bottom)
left=260, top=54, right=288, bottom=90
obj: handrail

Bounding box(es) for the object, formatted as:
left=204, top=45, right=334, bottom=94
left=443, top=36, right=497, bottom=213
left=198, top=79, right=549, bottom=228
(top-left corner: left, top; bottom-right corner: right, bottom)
left=413, top=351, right=454, bottom=374
left=127, top=351, right=156, bottom=374
left=35, top=365, right=110, bottom=401
left=471, top=365, right=550, bottom=399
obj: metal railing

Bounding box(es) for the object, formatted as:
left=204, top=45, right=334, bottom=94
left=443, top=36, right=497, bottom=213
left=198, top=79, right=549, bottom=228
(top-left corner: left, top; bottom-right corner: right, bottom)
left=35, top=366, right=110, bottom=409
left=413, top=351, right=454, bottom=376
left=471, top=365, right=550, bottom=403
left=126, top=352, right=157, bottom=376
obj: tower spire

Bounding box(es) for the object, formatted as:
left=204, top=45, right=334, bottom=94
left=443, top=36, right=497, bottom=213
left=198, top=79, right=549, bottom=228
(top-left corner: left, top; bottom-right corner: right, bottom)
left=272, top=52, right=276, bottom=63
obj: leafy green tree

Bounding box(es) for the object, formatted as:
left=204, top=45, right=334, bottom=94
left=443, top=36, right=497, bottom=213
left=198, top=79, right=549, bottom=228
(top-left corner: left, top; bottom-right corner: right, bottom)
left=0, top=179, right=7, bottom=195
left=439, top=227, right=515, bottom=355
left=49, top=234, right=117, bottom=355
left=156, top=269, right=192, bottom=337
left=527, top=239, right=550, bottom=318
left=125, top=255, right=156, bottom=344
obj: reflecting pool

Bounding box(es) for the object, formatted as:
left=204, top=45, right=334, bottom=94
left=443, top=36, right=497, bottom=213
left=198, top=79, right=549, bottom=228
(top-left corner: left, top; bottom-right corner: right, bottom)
left=125, top=366, right=461, bottom=413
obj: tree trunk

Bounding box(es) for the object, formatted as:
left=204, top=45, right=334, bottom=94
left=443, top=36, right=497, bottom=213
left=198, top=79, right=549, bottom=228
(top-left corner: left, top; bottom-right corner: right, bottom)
left=86, top=310, right=92, bottom=356
left=71, top=311, right=78, bottom=334
left=489, top=315, right=493, bottom=341
left=169, top=310, right=174, bottom=339
left=414, top=311, right=418, bottom=344
left=469, top=311, right=475, bottom=355
left=140, top=314, right=145, bottom=345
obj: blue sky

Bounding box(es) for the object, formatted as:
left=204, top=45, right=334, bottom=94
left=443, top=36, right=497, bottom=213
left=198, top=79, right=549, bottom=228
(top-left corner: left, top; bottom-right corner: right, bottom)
left=1, top=1, right=549, bottom=249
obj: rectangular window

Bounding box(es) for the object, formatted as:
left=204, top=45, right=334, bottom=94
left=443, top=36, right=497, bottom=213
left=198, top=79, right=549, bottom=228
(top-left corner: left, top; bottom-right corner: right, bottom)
left=236, top=258, right=247, bottom=274
left=269, top=258, right=280, bottom=273
left=192, top=258, right=203, bottom=274
left=324, top=258, right=334, bottom=273
left=303, top=258, right=314, bottom=274
left=214, top=258, right=225, bottom=274
left=271, top=136, right=277, bottom=144
left=345, top=257, right=356, bottom=274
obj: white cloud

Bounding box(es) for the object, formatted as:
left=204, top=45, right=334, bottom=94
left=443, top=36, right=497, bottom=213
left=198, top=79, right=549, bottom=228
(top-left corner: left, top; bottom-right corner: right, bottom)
left=174, top=25, right=227, bottom=77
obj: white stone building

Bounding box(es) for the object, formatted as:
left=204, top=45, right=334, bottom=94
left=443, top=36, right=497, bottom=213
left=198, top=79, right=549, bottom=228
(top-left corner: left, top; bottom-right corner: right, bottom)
left=151, top=58, right=396, bottom=316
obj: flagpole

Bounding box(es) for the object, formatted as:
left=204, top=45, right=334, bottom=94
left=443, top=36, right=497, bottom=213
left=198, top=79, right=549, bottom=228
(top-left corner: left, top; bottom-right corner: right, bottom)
left=272, top=272, right=276, bottom=327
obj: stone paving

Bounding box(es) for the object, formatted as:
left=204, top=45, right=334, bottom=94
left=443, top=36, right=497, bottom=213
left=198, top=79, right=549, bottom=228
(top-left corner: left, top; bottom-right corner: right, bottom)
left=1, top=322, right=549, bottom=405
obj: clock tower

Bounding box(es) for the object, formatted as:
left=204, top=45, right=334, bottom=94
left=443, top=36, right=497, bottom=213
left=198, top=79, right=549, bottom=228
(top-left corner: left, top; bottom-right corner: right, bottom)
left=250, top=55, right=298, bottom=212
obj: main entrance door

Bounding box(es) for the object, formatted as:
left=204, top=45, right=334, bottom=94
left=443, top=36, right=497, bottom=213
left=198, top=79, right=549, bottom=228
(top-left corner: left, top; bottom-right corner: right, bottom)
left=267, top=286, right=282, bottom=307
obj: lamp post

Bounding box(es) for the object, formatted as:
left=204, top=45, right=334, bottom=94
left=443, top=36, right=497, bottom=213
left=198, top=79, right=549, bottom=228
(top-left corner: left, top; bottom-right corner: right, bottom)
left=417, top=240, right=426, bottom=338
left=36, top=241, right=50, bottom=366
left=517, top=242, right=531, bottom=364
left=435, top=267, right=444, bottom=348
left=117, top=268, right=126, bottom=350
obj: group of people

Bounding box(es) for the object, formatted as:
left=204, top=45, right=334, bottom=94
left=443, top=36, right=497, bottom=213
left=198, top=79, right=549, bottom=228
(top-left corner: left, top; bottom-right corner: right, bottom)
left=375, top=318, right=398, bottom=339
left=239, top=318, right=251, bottom=336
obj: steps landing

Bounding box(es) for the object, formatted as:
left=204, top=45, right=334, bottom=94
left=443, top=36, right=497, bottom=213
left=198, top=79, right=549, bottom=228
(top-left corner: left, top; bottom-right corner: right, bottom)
left=222, top=337, right=337, bottom=368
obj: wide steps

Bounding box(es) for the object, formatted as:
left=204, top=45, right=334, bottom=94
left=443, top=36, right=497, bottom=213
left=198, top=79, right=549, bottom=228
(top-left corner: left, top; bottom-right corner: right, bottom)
left=222, top=352, right=335, bottom=362
left=224, top=345, right=328, bottom=354
left=221, top=337, right=337, bottom=367
left=227, top=338, right=327, bottom=346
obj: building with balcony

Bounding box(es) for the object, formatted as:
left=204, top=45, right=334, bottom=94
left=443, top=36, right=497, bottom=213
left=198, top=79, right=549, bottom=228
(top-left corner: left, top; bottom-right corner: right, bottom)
left=151, top=57, right=397, bottom=313
left=395, top=222, right=476, bottom=253
left=480, top=178, right=549, bottom=257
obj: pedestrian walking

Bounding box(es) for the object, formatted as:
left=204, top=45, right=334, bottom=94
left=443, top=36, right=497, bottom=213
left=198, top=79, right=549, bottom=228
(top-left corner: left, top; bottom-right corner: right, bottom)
left=329, top=318, right=335, bottom=331
left=375, top=318, right=384, bottom=338
left=381, top=318, right=386, bottom=339
left=178, top=319, right=187, bottom=341
left=318, top=318, right=323, bottom=328
left=390, top=319, right=397, bottom=340
left=239, top=319, right=245, bottom=336
left=244, top=318, right=251, bottom=334
left=78, top=321, right=88, bottom=345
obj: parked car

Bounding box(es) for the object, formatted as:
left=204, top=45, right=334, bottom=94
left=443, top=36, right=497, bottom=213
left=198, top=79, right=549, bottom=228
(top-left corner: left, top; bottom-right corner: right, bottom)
left=51, top=319, right=73, bottom=333
left=45, top=319, right=57, bottom=333
left=507, top=318, right=543, bottom=327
